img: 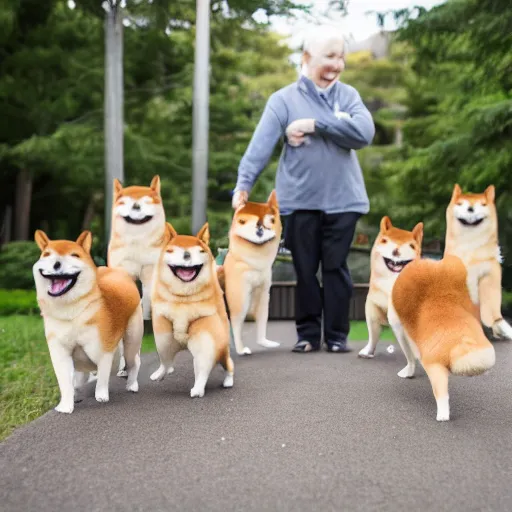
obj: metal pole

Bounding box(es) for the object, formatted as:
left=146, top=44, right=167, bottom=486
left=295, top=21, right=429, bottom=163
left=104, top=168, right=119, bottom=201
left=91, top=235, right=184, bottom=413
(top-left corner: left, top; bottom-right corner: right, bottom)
left=104, top=3, right=124, bottom=248
left=191, top=0, right=211, bottom=234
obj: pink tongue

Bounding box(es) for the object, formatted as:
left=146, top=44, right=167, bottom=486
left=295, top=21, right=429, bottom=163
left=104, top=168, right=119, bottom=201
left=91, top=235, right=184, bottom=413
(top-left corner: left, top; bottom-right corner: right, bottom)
left=177, top=268, right=196, bottom=281
left=50, top=279, right=72, bottom=294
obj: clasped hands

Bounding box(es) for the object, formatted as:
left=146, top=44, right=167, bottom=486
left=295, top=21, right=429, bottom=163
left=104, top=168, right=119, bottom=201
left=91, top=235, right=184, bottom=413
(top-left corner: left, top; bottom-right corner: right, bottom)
left=285, top=118, right=315, bottom=147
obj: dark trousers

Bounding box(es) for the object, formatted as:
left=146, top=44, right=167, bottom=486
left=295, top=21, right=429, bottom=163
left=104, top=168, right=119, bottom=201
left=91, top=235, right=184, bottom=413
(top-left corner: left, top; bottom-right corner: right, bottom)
left=282, top=210, right=361, bottom=346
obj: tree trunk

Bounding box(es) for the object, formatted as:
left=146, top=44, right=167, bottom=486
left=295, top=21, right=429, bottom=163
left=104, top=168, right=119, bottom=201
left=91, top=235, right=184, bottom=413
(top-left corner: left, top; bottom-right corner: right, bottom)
left=14, top=169, right=32, bottom=241
left=0, top=205, right=12, bottom=247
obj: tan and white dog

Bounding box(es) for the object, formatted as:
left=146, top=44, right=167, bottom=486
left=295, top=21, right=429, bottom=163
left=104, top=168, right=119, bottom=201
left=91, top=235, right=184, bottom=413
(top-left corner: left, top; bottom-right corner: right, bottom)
left=33, top=230, right=143, bottom=413
left=220, top=190, right=282, bottom=355
left=359, top=216, right=423, bottom=359
left=388, top=254, right=495, bottom=421
left=444, top=184, right=512, bottom=340
left=107, top=175, right=166, bottom=322
left=149, top=222, right=234, bottom=397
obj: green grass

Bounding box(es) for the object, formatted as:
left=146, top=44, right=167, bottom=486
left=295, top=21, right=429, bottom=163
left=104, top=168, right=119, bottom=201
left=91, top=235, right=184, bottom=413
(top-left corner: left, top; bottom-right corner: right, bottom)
left=0, top=314, right=394, bottom=441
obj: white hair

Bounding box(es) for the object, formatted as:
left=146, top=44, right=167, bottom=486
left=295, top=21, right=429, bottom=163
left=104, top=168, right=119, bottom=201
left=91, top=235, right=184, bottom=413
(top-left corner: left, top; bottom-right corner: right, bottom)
left=302, top=24, right=345, bottom=56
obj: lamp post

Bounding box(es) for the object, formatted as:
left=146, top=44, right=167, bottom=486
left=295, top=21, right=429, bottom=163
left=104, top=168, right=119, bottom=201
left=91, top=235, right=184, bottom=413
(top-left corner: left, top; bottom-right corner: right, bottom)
left=191, top=0, right=211, bottom=234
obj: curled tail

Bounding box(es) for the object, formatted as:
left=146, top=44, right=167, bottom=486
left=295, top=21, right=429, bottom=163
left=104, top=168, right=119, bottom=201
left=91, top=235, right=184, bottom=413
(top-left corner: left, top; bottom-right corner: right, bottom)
left=450, top=336, right=495, bottom=376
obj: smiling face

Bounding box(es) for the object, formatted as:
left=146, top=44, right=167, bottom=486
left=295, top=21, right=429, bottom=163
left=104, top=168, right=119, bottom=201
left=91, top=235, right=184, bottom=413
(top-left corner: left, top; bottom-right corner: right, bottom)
left=112, top=175, right=165, bottom=232
left=302, top=26, right=345, bottom=89
left=33, top=230, right=97, bottom=303
left=160, top=223, right=213, bottom=295
left=372, top=217, right=423, bottom=275
left=449, top=184, right=496, bottom=231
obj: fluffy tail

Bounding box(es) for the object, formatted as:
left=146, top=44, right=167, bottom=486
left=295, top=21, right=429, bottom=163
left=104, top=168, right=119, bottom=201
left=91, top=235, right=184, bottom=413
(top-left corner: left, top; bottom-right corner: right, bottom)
left=450, top=336, right=495, bottom=376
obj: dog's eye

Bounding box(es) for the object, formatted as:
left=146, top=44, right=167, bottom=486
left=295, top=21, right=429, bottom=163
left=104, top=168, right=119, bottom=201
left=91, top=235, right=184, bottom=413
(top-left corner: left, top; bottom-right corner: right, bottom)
left=166, top=249, right=174, bottom=254
left=199, top=249, right=206, bottom=253
left=239, top=219, right=246, bottom=225
left=481, top=202, right=487, bottom=206
left=380, top=239, right=387, bottom=244
left=269, top=217, right=275, bottom=224
left=71, top=253, right=81, bottom=258
left=409, top=243, right=415, bottom=250
left=456, top=201, right=463, bottom=206
left=43, top=251, right=50, bottom=257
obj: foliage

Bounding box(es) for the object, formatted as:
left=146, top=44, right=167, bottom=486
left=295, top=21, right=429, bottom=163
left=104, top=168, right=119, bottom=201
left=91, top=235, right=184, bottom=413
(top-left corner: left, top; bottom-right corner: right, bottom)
left=0, top=242, right=41, bottom=290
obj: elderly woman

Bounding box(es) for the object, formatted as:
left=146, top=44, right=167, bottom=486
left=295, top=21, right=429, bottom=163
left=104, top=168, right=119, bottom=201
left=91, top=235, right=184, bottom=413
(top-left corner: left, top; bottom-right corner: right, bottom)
left=232, top=25, right=375, bottom=353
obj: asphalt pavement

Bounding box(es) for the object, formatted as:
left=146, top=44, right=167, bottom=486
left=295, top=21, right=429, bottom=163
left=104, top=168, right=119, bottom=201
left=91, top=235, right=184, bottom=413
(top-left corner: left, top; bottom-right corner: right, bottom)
left=2, top=321, right=511, bottom=512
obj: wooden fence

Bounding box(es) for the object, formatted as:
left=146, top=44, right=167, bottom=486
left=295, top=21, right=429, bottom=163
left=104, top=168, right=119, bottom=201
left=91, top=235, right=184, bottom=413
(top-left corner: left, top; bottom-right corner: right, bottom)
left=268, top=282, right=369, bottom=321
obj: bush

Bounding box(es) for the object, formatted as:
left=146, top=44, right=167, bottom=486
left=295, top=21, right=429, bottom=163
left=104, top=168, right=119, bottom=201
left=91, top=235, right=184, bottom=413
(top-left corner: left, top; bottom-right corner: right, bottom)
left=0, top=289, right=39, bottom=316
left=0, top=241, right=41, bottom=290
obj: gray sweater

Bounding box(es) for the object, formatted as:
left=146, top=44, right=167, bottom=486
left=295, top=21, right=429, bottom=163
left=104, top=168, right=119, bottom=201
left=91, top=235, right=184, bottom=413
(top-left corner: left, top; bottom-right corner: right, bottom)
left=234, top=74, right=375, bottom=216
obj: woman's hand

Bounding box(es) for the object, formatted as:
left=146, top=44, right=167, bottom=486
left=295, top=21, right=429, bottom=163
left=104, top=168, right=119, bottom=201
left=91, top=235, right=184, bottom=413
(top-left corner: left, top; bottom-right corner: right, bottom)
left=232, top=190, right=248, bottom=209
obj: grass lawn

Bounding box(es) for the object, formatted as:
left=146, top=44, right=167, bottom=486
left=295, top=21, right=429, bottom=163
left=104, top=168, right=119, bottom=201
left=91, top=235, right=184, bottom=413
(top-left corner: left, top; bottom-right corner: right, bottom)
left=0, top=314, right=394, bottom=441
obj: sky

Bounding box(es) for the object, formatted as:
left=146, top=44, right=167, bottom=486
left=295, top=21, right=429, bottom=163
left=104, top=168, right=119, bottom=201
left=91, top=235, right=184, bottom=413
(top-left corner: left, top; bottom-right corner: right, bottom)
left=254, top=0, right=446, bottom=51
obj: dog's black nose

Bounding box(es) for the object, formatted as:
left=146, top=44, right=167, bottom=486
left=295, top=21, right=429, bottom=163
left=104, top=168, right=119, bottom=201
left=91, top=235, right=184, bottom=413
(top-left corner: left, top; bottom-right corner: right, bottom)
left=132, top=203, right=141, bottom=211
left=53, top=261, right=61, bottom=271
left=468, top=206, right=474, bottom=213
left=183, top=251, right=191, bottom=260
left=256, top=227, right=264, bottom=238
left=392, top=248, right=400, bottom=258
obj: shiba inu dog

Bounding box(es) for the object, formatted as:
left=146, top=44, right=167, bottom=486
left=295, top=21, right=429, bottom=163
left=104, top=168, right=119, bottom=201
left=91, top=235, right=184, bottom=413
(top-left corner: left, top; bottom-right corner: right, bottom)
left=359, top=216, right=423, bottom=359
left=108, top=175, right=166, bottom=322
left=149, top=222, right=234, bottom=397
left=33, top=230, right=143, bottom=414
left=221, top=190, right=282, bottom=355
left=388, top=254, right=495, bottom=421
left=444, top=184, right=512, bottom=340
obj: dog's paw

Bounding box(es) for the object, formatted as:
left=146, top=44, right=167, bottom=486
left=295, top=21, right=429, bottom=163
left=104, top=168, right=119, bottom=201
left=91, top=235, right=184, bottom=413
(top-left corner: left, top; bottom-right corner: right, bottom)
left=236, top=347, right=252, bottom=356
left=95, top=389, right=109, bottom=403
left=222, top=373, right=234, bottom=388
left=397, top=365, right=415, bottom=378
left=493, top=319, right=512, bottom=340
left=358, top=345, right=375, bottom=359
left=55, top=402, right=74, bottom=414
left=190, top=386, right=205, bottom=398
left=167, top=367, right=175, bottom=375
left=126, top=381, right=139, bottom=393
left=436, top=412, right=450, bottom=422
left=117, top=369, right=128, bottom=378
left=257, top=339, right=280, bottom=349
left=150, top=365, right=167, bottom=381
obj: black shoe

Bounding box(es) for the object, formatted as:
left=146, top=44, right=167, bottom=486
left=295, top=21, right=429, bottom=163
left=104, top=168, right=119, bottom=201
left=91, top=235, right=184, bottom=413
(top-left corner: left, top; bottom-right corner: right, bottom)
left=292, top=340, right=320, bottom=353
left=326, top=340, right=352, bottom=353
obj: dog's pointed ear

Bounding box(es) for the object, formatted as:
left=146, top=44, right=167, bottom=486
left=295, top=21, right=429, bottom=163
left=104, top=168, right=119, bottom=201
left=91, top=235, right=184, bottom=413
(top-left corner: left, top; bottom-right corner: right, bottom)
left=484, top=185, right=495, bottom=203
left=165, top=222, right=177, bottom=243
left=451, top=183, right=462, bottom=202
left=35, top=230, right=50, bottom=251
left=76, top=231, right=93, bottom=254
left=412, top=222, right=424, bottom=245
left=150, top=175, right=161, bottom=195
left=113, top=178, right=123, bottom=198
left=196, top=222, right=210, bottom=245
left=267, top=189, right=279, bottom=211
left=380, top=216, right=392, bottom=233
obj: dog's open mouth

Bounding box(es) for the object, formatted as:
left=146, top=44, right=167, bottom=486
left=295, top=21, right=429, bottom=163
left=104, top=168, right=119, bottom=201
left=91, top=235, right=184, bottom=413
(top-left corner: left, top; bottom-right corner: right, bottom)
left=169, top=265, right=203, bottom=282
left=457, top=217, right=484, bottom=227
left=383, top=257, right=412, bottom=273
left=123, top=215, right=153, bottom=225
left=39, top=270, right=80, bottom=297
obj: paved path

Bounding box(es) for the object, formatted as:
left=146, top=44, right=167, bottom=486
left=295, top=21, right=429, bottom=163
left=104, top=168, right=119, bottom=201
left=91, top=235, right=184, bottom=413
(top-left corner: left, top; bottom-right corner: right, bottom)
left=2, top=322, right=512, bottom=512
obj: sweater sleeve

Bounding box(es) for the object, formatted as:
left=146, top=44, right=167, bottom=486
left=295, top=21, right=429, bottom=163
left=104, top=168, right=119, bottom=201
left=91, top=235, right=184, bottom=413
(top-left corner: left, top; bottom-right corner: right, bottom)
left=234, top=95, right=287, bottom=193
left=314, top=88, right=375, bottom=150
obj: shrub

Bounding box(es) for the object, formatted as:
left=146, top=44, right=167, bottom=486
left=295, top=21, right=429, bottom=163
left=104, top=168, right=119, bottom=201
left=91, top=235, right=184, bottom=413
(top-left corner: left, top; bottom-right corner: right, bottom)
left=0, top=241, right=41, bottom=290
left=0, top=289, right=39, bottom=316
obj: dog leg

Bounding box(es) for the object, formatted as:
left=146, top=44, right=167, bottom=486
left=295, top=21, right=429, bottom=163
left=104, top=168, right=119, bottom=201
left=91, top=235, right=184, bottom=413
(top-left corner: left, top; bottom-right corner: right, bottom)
left=220, top=350, right=235, bottom=389
left=226, top=279, right=252, bottom=355
left=188, top=332, right=216, bottom=398
left=254, top=281, right=280, bottom=349
left=73, top=371, right=90, bottom=403
left=95, top=351, right=115, bottom=403
left=423, top=363, right=450, bottom=421
left=150, top=315, right=178, bottom=381
left=140, top=265, right=154, bottom=321
left=48, top=340, right=75, bottom=413
left=359, top=299, right=383, bottom=359
left=479, top=261, right=512, bottom=340
left=116, top=341, right=128, bottom=378
left=387, top=302, right=416, bottom=378
left=123, top=305, right=144, bottom=393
